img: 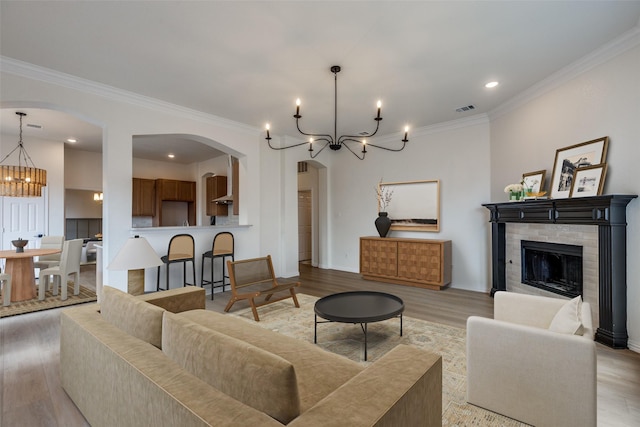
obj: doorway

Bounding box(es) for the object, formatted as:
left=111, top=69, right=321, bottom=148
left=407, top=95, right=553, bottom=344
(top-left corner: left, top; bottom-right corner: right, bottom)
left=298, top=190, right=312, bottom=263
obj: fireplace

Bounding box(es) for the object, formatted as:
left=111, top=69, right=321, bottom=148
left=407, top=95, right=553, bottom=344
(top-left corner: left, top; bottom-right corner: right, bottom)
left=521, top=240, right=582, bottom=298
left=483, top=194, right=637, bottom=348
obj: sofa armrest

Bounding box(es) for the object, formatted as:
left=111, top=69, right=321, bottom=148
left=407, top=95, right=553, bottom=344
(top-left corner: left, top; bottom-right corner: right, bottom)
left=494, top=291, right=566, bottom=328
left=138, top=287, right=205, bottom=313
left=467, top=316, right=596, bottom=427
left=289, top=345, right=442, bottom=427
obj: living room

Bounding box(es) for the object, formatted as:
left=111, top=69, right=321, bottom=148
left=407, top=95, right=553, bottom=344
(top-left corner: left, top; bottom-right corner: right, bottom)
left=1, top=2, right=639, bottom=426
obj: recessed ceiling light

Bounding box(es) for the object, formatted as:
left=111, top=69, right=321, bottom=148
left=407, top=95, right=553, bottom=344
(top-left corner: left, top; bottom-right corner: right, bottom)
left=167, top=154, right=175, bottom=159
left=485, top=81, right=499, bottom=88
left=67, top=138, right=77, bottom=143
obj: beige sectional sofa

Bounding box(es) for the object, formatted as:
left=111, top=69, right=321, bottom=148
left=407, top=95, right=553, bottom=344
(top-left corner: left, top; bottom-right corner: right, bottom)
left=60, top=286, right=442, bottom=426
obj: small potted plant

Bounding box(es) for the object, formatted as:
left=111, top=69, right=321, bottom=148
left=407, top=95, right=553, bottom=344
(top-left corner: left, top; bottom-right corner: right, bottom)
left=504, top=183, right=524, bottom=201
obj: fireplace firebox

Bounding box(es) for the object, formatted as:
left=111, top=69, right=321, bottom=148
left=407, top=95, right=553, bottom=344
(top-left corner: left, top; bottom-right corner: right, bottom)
left=521, top=240, right=582, bottom=298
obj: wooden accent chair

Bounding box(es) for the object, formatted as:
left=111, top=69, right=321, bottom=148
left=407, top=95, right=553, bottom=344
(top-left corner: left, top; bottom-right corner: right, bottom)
left=224, top=255, right=300, bottom=321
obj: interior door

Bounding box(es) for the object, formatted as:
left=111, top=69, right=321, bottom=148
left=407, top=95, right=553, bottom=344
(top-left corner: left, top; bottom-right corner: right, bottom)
left=1, top=190, right=47, bottom=252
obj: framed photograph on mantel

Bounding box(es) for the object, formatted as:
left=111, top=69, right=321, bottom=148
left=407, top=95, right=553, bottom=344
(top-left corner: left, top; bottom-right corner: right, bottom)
left=569, top=163, right=607, bottom=197
left=549, top=136, right=609, bottom=199
left=382, top=179, right=440, bottom=232
left=522, top=170, right=546, bottom=196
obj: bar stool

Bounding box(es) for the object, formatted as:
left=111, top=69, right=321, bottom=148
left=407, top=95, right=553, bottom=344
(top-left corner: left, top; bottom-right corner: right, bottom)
left=0, top=271, right=11, bottom=306
left=157, top=234, right=196, bottom=291
left=201, top=232, right=234, bottom=300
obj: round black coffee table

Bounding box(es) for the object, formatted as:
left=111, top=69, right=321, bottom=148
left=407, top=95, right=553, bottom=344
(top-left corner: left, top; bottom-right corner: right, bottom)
left=314, top=291, right=404, bottom=361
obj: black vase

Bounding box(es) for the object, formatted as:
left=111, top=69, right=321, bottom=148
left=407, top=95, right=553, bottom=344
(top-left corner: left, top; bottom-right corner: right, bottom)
left=375, top=212, right=392, bottom=238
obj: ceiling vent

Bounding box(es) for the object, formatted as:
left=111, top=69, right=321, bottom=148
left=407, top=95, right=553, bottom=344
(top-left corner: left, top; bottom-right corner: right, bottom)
left=26, top=123, right=42, bottom=129
left=455, top=105, right=476, bottom=113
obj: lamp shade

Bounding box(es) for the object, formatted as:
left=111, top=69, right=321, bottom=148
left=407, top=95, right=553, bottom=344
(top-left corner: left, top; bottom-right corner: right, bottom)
left=108, top=236, right=163, bottom=270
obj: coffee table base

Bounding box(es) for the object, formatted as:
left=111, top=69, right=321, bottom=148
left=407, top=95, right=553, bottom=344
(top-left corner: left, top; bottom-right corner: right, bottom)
left=314, top=314, right=403, bottom=361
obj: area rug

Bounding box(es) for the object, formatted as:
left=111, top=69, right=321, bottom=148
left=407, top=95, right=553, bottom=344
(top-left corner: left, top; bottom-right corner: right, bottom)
left=0, top=283, right=97, bottom=318
left=229, top=294, right=529, bottom=427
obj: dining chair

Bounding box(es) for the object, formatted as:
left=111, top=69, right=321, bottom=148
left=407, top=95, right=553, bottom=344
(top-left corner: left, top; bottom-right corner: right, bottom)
left=200, top=232, right=234, bottom=300
left=156, top=234, right=196, bottom=291
left=33, top=235, right=65, bottom=270
left=0, top=271, right=11, bottom=306
left=38, top=239, right=83, bottom=301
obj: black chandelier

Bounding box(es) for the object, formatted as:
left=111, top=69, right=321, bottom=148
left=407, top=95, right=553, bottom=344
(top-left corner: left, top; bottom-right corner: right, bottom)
left=265, top=65, right=409, bottom=160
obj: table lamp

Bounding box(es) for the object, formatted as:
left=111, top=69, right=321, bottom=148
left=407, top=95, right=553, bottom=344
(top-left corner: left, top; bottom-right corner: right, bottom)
left=107, top=235, right=162, bottom=295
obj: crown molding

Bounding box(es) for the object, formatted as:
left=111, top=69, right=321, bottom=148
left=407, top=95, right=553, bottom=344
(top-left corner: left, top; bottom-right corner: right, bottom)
left=372, top=113, right=490, bottom=145
left=0, top=56, right=260, bottom=136
left=489, top=25, right=640, bottom=122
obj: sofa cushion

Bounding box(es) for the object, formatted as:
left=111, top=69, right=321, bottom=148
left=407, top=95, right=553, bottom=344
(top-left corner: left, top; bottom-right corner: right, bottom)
left=100, top=286, right=165, bottom=348
left=162, top=312, right=301, bottom=424
left=177, top=309, right=364, bottom=413
left=548, top=296, right=584, bottom=335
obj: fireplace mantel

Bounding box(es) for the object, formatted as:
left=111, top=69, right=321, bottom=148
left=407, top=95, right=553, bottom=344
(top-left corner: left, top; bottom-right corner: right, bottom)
left=483, top=194, right=637, bottom=348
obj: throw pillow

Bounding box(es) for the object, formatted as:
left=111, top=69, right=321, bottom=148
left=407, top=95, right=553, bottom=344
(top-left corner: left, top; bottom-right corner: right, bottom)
left=100, top=286, right=165, bottom=348
left=548, top=296, right=584, bottom=336
left=162, top=312, right=301, bottom=424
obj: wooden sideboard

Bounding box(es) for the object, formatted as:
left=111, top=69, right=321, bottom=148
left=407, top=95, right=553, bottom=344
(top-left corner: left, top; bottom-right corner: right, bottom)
left=360, top=237, right=452, bottom=290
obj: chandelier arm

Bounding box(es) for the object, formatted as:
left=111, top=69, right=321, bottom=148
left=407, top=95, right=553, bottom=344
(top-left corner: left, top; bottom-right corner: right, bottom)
left=340, top=140, right=366, bottom=160
left=267, top=139, right=313, bottom=150
left=295, top=118, right=334, bottom=143
left=337, top=119, right=382, bottom=144
left=363, top=140, right=408, bottom=152
left=309, top=141, right=331, bottom=159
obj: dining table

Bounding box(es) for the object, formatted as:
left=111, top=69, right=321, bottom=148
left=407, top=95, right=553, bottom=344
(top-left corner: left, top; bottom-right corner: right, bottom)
left=0, top=248, right=61, bottom=302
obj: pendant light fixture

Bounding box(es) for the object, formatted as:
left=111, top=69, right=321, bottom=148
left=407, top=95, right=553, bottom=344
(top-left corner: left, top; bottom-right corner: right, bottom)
left=265, top=65, right=409, bottom=160
left=0, top=112, right=48, bottom=197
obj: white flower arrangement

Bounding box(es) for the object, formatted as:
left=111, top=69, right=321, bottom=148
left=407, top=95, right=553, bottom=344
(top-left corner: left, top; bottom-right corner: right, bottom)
left=504, top=183, right=524, bottom=193
left=376, top=180, right=394, bottom=211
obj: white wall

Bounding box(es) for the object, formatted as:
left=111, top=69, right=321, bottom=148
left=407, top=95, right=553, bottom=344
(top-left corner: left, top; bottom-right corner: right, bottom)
left=133, top=158, right=196, bottom=181
left=65, top=189, right=102, bottom=218
left=489, top=44, right=640, bottom=350
left=65, top=148, right=102, bottom=190
left=311, top=117, right=492, bottom=291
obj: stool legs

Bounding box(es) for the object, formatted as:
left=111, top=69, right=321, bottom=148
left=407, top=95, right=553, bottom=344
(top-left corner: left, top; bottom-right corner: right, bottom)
left=200, top=254, right=233, bottom=300
left=157, top=259, right=196, bottom=292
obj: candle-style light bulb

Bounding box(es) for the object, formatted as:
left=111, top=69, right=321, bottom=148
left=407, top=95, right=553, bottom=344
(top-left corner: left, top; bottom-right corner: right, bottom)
left=265, top=123, right=271, bottom=139
left=295, top=98, right=301, bottom=117
left=308, top=138, right=314, bottom=152
left=362, top=139, right=367, bottom=153
left=403, top=125, right=409, bottom=142
left=376, top=100, right=382, bottom=119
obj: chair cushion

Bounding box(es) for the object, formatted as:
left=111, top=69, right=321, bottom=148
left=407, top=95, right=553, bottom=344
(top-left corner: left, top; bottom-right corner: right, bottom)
left=100, top=286, right=165, bottom=348
left=162, top=312, right=301, bottom=424
left=548, top=296, right=584, bottom=335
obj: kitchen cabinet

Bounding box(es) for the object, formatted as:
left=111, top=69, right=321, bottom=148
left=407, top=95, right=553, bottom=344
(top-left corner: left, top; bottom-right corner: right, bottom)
left=154, top=179, right=196, bottom=226
left=206, top=175, right=228, bottom=216
left=132, top=178, right=156, bottom=216
left=156, top=179, right=195, bottom=202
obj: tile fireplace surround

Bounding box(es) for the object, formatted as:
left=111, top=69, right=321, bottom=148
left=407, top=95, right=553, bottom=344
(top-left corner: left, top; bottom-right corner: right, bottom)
left=483, top=195, right=637, bottom=349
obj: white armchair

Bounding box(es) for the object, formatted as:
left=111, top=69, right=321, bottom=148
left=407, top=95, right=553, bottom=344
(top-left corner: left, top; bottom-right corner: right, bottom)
left=466, top=291, right=596, bottom=427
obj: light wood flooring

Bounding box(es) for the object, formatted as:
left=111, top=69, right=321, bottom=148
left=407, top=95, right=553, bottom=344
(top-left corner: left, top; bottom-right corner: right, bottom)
left=1, top=264, right=639, bottom=426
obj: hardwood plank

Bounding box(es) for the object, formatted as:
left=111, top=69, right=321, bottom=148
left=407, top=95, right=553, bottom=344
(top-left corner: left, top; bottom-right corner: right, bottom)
left=1, top=263, right=639, bottom=426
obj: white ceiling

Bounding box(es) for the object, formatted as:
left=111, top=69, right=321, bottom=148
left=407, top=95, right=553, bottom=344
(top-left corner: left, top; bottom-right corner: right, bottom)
left=1, top=1, right=639, bottom=161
